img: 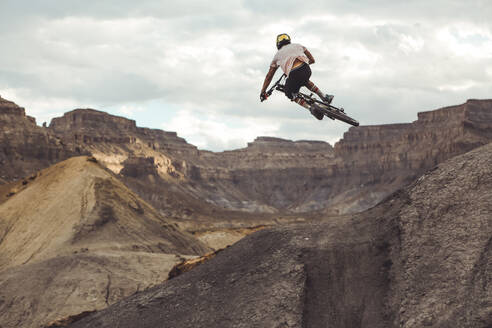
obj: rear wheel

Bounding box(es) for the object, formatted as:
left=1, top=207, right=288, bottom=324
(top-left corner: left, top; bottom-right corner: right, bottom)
left=318, top=104, right=359, bottom=126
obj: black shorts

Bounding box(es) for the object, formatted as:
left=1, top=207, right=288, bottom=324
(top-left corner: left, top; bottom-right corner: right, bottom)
left=284, top=63, right=311, bottom=100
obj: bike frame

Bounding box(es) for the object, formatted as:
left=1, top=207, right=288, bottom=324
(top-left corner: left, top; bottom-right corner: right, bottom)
left=266, top=74, right=334, bottom=108
left=263, top=74, right=359, bottom=126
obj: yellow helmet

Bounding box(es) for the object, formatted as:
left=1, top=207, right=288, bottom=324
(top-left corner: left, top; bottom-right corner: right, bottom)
left=276, top=33, right=291, bottom=49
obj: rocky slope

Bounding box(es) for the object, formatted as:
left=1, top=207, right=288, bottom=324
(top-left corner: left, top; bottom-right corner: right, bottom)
left=0, top=156, right=210, bottom=328
left=68, top=140, right=492, bottom=328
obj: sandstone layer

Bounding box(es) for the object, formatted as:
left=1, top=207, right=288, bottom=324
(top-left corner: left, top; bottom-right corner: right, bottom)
left=68, top=141, right=492, bottom=328
left=0, top=157, right=210, bottom=328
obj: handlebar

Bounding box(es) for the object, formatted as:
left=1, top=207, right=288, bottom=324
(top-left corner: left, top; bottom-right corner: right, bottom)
left=261, top=74, right=286, bottom=102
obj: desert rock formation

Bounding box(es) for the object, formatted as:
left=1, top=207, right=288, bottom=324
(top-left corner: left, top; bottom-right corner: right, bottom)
left=68, top=140, right=492, bottom=328
left=2, top=97, right=492, bottom=217
left=333, top=99, right=492, bottom=212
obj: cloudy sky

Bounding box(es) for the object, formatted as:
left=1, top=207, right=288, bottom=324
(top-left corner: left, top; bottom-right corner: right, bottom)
left=1, top=1, right=491, bottom=151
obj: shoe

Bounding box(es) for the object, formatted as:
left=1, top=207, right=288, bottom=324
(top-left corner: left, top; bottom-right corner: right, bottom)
left=309, top=104, right=324, bottom=120
left=322, top=94, right=334, bottom=105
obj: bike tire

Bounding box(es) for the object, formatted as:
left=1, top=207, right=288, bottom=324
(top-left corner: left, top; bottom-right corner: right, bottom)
left=318, top=104, right=359, bottom=126
left=297, top=92, right=359, bottom=127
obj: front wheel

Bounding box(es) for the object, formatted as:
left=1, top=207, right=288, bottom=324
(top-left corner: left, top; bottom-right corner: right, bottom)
left=318, top=104, right=359, bottom=126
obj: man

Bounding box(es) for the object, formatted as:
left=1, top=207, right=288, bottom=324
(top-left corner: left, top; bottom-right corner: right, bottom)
left=260, top=33, right=333, bottom=120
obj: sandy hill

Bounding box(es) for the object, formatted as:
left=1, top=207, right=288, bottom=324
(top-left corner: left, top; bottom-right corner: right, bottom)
left=68, top=143, right=492, bottom=328
left=0, top=156, right=210, bottom=328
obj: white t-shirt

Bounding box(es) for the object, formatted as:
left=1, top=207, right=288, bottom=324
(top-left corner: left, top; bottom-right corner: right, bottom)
left=270, top=43, right=309, bottom=76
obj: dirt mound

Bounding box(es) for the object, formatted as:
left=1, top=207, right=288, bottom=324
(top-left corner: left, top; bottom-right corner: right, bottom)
left=0, top=157, right=210, bottom=328
left=68, top=143, right=492, bottom=328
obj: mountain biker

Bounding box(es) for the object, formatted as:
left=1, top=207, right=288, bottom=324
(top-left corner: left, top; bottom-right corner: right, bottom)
left=260, top=33, right=333, bottom=120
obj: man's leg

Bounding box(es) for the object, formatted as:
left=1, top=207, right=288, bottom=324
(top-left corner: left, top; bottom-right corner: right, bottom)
left=285, top=66, right=323, bottom=120
left=306, top=81, right=334, bottom=104
left=292, top=94, right=309, bottom=109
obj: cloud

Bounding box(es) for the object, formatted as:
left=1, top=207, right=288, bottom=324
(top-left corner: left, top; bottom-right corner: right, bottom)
left=1, top=0, right=491, bottom=151
left=118, top=104, right=145, bottom=117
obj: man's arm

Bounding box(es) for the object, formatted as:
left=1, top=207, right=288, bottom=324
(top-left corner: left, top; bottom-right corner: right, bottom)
left=261, top=66, right=278, bottom=95
left=304, top=49, right=315, bottom=64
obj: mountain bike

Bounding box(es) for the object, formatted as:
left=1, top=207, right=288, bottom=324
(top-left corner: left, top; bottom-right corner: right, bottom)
left=261, top=74, right=359, bottom=126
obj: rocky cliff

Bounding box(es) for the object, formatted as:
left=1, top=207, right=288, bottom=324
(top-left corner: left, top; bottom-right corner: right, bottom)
left=0, top=96, right=77, bottom=182
left=180, top=137, right=336, bottom=212
left=327, top=99, right=492, bottom=212
left=175, top=99, right=492, bottom=214
left=49, top=108, right=197, bottom=155
left=1, top=97, right=492, bottom=216
left=336, top=99, right=492, bottom=171
left=46, top=108, right=338, bottom=214
left=46, top=108, right=226, bottom=221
